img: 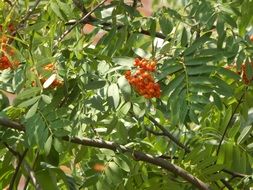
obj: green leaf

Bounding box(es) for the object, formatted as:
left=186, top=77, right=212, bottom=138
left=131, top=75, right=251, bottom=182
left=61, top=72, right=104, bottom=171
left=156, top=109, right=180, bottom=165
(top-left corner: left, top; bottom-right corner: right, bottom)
left=158, top=64, right=183, bottom=80
left=108, top=83, right=120, bottom=109
left=217, top=67, right=241, bottom=80
left=163, top=74, right=185, bottom=96
left=222, top=13, right=237, bottom=28
left=187, top=65, right=216, bottom=75
left=184, top=56, right=216, bottom=66
left=36, top=170, right=58, bottom=190
left=159, top=16, right=173, bottom=35
left=114, top=156, right=130, bottom=172
left=213, top=77, right=233, bottom=97
left=41, top=94, right=52, bottom=104
left=116, top=122, right=128, bottom=143
left=237, top=125, right=253, bottom=144
left=183, top=32, right=211, bottom=56
left=113, top=57, right=134, bottom=67
left=132, top=103, right=145, bottom=118
left=133, top=48, right=152, bottom=59
left=81, top=175, right=99, bottom=188
left=50, top=1, right=65, bottom=20
left=202, top=164, right=224, bottom=175
left=17, top=96, right=41, bottom=108
left=84, top=80, right=106, bottom=90
left=54, top=137, right=63, bottom=152
left=25, top=101, right=39, bottom=119
left=220, top=106, right=232, bottom=132
left=118, top=102, right=131, bottom=118
left=118, top=76, right=131, bottom=100
left=212, top=93, right=223, bottom=110
left=44, top=135, right=53, bottom=155
left=15, top=87, right=41, bottom=101
left=245, top=62, right=253, bottom=81
left=181, top=27, right=188, bottom=47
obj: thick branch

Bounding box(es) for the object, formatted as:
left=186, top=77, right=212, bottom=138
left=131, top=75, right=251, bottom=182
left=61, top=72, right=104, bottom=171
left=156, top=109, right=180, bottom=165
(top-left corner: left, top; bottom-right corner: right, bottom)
left=1, top=116, right=210, bottom=190
left=0, top=117, right=25, bottom=131
left=63, top=136, right=210, bottom=190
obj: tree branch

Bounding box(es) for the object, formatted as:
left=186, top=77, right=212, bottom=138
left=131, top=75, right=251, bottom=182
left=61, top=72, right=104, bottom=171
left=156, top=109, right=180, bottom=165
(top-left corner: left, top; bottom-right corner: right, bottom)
left=62, top=136, right=210, bottom=190
left=4, top=0, right=12, bottom=6
left=23, top=150, right=40, bottom=190
left=0, top=116, right=25, bottom=131
left=19, top=0, right=42, bottom=27
left=23, top=160, right=42, bottom=190
left=67, top=1, right=167, bottom=40
left=145, top=126, right=165, bottom=136
left=4, top=144, right=28, bottom=190
left=0, top=116, right=210, bottom=190
left=216, top=91, right=245, bottom=157
left=222, top=169, right=248, bottom=178
left=56, top=0, right=107, bottom=45
left=146, top=115, right=190, bottom=152
left=220, top=179, right=233, bottom=190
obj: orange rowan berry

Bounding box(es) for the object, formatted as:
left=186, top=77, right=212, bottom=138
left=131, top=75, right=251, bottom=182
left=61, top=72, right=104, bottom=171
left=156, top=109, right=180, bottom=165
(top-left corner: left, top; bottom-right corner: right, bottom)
left=43, top=63, right=55, bottom=71
left=250, top=35, right=253, bottom=42
left=8, top=24, right=15, bottom=33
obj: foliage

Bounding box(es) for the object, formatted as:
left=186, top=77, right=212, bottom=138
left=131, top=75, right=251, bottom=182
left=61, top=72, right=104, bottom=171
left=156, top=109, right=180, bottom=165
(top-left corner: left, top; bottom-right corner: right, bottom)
left=0, top=0, right=253, bottom=189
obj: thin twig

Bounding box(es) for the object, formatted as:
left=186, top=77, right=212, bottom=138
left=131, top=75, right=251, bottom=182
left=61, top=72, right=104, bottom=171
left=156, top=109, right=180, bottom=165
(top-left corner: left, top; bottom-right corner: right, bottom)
left=222, top=169, right=248, bottom=178
left=7, top=0, right=42, bottom=45
left=23, top=150, right=40, bottom=190
left=220, top=179, right=234, bottom=190
left=65, top=17, right=167, bottom=40
left=216, top=91, right=245, bottom=157
left=5, top=145, right=28, bottom=190
left=146, top=115, right=190, bottom=152
left=67, top=1, right=167, bottom=40
left=23, top=160, right=42, bottom=190
left=145, top=126, right=165, bottom=136
left=56, top=0, right=107, bottom=45
left=3, top=142, right=20, bottom=157
left=19, top=0, right=42, bottom=27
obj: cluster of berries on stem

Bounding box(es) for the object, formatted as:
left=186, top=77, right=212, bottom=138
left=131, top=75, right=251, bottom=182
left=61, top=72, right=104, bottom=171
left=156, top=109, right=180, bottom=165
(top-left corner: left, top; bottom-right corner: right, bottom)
left=0, top=23, right=19, bottom=70
left=125, top=58, right=161, bottom=99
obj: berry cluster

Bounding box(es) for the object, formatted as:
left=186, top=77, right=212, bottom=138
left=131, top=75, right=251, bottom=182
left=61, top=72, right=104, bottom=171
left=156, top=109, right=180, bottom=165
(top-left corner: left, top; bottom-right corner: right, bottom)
left=125, top=58, right=161, bottom=99
left=0, top=23, right=19, bottom=70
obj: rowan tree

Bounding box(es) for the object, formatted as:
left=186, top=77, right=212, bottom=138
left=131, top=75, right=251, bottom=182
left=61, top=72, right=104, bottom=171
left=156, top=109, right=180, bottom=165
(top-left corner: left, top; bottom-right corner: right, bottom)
left=0, top=0, right=253, bottom=189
